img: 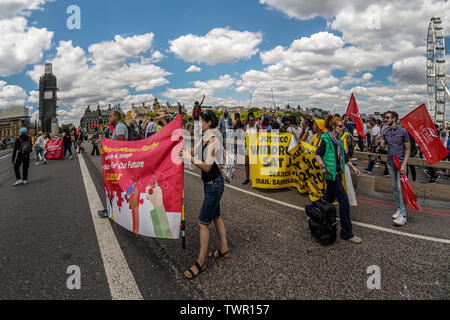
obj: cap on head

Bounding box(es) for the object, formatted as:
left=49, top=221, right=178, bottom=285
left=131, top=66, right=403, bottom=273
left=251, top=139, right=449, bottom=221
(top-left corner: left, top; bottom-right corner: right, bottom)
left=20, top=128, right=27, bottom=135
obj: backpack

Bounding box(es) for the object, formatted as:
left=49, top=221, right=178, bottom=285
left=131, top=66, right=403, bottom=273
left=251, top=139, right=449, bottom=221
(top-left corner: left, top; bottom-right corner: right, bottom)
left=193, top=106, right=201, bottom=120
left=305, top=199, right=337, bottom=246
left=19, top=137, right=32, bottom=154
left=127, top=126, right=141, bottom=141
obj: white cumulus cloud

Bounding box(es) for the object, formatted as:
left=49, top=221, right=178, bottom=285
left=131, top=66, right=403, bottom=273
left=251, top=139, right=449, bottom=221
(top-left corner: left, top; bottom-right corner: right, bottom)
left=186, top=65, right=202, bottom=73
left=26, top=36, right=171, bottom=124
left=169, top=28, right=263, bottom=65
left=0, top=16, right=53, bottom=76
left=0, top=80, right=28, bottom=109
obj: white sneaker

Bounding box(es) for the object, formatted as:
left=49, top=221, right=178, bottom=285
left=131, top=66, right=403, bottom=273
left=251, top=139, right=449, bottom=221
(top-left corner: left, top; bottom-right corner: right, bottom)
left=22, top=180, right=28, bottom=185
left=392, top=210, right=401, bottom=220
left=393, top=216, right=407, bottom=226
left=13, top=180, right=23, bottom=186
left=347, top=236, right=362, bottom=244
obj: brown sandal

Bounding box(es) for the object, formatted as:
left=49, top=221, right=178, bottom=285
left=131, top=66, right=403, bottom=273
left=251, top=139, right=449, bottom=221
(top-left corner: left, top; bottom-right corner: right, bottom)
left=208, top=250, right=231, bottom=260
left=184, top=261, right=206, bottom=280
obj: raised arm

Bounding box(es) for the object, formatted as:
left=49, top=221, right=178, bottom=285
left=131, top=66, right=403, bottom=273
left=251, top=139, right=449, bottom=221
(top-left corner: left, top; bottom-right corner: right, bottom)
left=199, top=95, right=206, bottom=107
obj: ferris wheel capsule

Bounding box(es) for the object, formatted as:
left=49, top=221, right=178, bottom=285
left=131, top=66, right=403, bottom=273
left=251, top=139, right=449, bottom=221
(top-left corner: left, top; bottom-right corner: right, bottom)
left=427, top=17, right=446, bottom=124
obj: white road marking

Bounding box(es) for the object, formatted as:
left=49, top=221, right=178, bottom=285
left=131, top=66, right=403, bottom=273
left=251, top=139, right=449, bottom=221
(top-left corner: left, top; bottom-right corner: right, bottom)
left=78, top=154, right=143, bottom=300
left=0, top=154, right=11, bottom=160
left=185, top=170, right=450, bottom=245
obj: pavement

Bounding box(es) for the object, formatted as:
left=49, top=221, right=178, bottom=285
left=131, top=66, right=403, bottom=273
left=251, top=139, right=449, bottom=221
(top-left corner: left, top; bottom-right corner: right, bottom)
left=0, top=142, right=449, bottom=300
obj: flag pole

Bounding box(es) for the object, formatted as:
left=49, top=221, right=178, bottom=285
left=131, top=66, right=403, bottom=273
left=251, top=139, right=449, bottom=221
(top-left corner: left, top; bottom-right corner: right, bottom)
left=181, top=188, right=186, bottom=250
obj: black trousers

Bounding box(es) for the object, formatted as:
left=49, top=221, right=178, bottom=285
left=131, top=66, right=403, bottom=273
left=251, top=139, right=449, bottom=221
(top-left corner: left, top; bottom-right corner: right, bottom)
left=14, top=153, right=30, bottom=180
left=91, top=144, right=100, bottom=156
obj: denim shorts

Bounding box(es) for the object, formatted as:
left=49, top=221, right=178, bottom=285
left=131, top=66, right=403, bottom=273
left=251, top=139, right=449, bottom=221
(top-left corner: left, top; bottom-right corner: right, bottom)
left=198, top=175, right=225, bottom=225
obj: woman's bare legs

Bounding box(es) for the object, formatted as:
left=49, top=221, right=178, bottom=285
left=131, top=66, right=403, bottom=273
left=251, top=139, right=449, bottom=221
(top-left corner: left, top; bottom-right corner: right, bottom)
left=184, top=222, right=209, bottom=277
left=197, top=223, right=210, bottom=265
left=213, top=217, right=229, bottom=254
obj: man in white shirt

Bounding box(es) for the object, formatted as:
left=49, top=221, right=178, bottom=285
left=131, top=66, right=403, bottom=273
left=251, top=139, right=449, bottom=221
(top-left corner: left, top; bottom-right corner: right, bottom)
left=145, top=118, right=158, bottom=138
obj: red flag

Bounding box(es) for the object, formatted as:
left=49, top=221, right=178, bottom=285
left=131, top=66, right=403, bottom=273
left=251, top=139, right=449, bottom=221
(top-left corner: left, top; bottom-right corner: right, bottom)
left=400, top=104, right=448, bottom=164
left=346, top=93, right=365, bottom=139
left=109, top=124, right=114, bottom=134
left=394, top=155, right=421, bottom=211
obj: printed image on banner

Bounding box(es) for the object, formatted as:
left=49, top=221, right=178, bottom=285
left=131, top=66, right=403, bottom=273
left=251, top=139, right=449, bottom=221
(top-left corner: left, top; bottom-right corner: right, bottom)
left=247, top=133, right=324, bottom=201
left=102, top=116, right=184, bottom=239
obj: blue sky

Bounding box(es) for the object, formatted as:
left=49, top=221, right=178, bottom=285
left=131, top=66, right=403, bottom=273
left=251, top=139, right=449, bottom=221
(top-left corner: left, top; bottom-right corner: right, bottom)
left=0, top=0, right=449, bottom=124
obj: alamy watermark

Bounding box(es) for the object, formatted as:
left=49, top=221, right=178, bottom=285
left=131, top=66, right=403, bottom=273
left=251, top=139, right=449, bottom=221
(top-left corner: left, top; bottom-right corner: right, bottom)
left=366, top=265, right=381, bottom=290
left=66, top=265, right=81, bottom=290
left=366, top=5, right=382, bottom=30
left=67, top=5, right=81, bottom=30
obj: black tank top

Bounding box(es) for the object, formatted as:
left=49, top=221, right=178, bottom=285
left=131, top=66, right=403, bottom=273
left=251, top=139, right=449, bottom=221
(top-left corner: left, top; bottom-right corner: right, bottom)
left=201, top=139, right=221, bottom=183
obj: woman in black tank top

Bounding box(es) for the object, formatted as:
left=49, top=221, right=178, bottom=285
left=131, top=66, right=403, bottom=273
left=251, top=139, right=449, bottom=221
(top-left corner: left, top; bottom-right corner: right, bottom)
left=201, top=139, right=221, bottom=183
left=179, top=110, right=230, bottom=279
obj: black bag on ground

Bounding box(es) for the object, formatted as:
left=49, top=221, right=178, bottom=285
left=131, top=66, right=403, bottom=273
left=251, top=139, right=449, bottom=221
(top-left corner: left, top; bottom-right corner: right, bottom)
left=306, top=199, right=337, bottom=246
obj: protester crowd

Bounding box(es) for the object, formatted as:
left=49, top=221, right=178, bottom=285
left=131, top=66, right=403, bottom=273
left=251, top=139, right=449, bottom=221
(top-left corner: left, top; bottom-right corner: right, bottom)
left=6, top=97, right=450, bottom=281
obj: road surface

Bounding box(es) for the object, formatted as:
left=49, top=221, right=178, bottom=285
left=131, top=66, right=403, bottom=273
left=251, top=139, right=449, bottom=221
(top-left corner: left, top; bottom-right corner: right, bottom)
left=0, top=143, right=448, bottom=300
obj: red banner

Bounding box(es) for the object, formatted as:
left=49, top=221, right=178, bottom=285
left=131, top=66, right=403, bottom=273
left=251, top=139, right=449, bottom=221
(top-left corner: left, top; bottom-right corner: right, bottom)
left=346, top=93, right=365, bottom=139
left=45, top=138, right=64, bottom=160
left=400, top=104, right=448, bottom=164
left=101, top=115, right=184, bottom=239
left=394, top=155, right=420, bottom=211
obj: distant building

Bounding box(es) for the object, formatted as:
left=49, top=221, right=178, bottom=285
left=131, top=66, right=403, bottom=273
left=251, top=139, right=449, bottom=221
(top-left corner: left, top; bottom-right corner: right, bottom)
left=39, top=63, right=59, bottom=133
left=80, top=104, right=123, bottom=133
left=0, top=106, right=36, bottom=138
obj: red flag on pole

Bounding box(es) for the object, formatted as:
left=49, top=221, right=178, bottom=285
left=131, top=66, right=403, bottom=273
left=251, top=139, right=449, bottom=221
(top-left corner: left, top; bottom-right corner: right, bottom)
left=400, top=104, right=448, bottom=164
left=345, top=93, right=365, bottom=139
left=394, top=155, right=421, bottom=211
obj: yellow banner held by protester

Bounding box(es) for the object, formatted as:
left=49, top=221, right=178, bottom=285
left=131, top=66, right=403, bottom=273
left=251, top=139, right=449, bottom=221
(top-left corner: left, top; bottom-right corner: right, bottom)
left=248, top=132, right=325, bottom=201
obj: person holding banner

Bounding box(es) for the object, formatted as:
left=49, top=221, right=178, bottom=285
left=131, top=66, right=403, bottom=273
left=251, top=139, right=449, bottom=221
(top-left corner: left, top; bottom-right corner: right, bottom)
left=315, top=115, right=362, bottom=244
left=242, top=112, right=260, bottom=186
left=311, top=119, right=325, bottom=148
left=380, top=111, right=410, bottom=227
left=179, top=110, right=230, bottom=279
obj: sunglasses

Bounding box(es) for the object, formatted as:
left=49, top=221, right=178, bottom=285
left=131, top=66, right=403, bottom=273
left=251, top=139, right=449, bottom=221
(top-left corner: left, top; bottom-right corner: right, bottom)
left=337, top=124, right=344, bottom=128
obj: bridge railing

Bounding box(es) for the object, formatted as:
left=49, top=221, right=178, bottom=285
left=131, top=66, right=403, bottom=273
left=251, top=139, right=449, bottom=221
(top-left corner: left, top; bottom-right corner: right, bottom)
left=352, top=151, right=450, bottom=170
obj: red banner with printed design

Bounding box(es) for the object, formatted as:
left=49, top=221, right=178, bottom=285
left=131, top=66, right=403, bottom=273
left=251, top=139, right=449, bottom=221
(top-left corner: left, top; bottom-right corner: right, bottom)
left=400, top=104, right=448, bottom=164
left=45, top=138, right=64, bottom=160
left=101, top=115, right=184, bottom=239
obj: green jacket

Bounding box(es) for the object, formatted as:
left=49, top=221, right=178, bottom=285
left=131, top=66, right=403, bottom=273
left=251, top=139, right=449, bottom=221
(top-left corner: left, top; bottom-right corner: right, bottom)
left=321, top=132, right=346, bottom=182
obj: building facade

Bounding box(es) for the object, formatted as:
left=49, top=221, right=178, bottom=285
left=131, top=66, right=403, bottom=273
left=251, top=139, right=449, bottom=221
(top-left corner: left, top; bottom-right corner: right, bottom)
left=80, top=105, right=123, bottom=133
left=0, top=106, right=36, bottom=139
left=39, top=63, right=59, bottom=133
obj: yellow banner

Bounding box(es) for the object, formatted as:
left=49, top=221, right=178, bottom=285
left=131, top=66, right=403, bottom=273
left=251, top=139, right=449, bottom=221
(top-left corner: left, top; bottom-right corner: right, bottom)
left=248, top=133, right=325, bottom=201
